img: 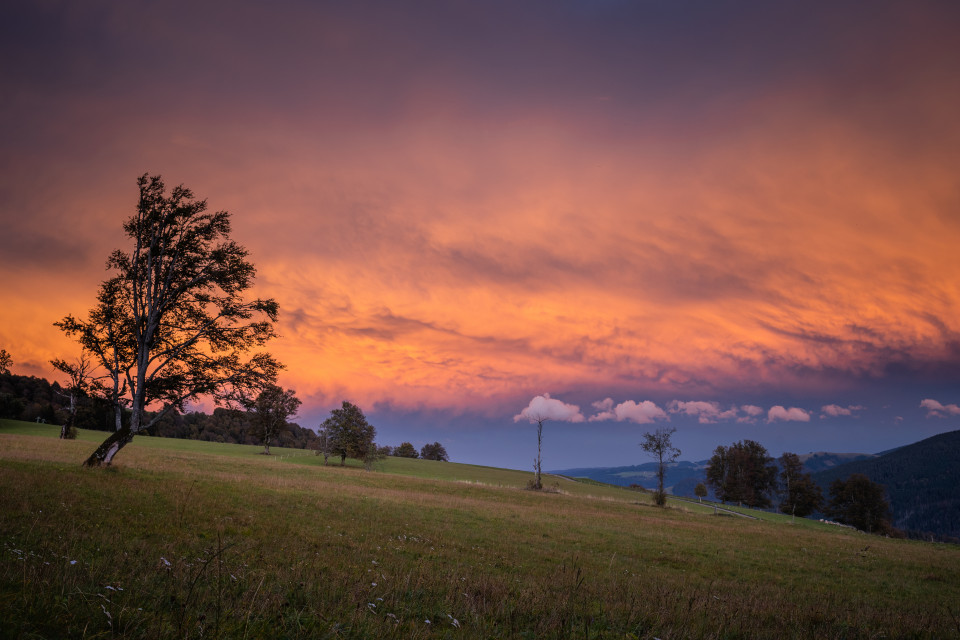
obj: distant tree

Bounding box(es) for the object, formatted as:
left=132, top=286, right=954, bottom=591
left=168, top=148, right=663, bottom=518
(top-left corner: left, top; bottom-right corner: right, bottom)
left=694, top=482, right=707, bottom=503
left=706, top=440, right=777, bottom=508
left=50, top=353, right=99, bottom=439
left=377, top=445, right=393, bottom=457
left=640, top=426, right=681, bottom=506
left=0, top=348, right=12, bottom=374
left=0, top=393, right=25, bottom=420
left=420, top=442, right=449, bottom=462
left=250, top=385, right=301, bottom=455
left=364, top=442, right=387, bottom=470
left=778, top=452, right=823, bottom=518
left=312, top=427, right=332, bottom=465
left=57, top=174, right=281, bottom=466
left=394, top=442, right=418, bottom=458
left=323, top=401, right=376, bottom=465
left=826, top=473, right=893, bottom=534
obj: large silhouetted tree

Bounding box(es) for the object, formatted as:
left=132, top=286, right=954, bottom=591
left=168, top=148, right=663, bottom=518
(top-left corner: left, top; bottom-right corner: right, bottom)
left=250, top=385, right=301, bottom=455
left=57, top=174, right=281, bottom=466
left=0, top=349, right=11, bottom=375
left=706, top=440, right=777, bottom=508
left=323, top=401, right=376, bottom=465
left=826, top=473, right=893, bottom=534
left=641, top=426, right=680, bottom=506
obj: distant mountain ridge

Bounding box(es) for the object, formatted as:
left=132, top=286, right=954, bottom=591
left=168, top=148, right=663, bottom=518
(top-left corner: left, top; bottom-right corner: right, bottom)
left=551, top=452, right=874, bottom=495
left=812, top=430, right=960, bottom=540
left=553, top=431, right=960, bottom=540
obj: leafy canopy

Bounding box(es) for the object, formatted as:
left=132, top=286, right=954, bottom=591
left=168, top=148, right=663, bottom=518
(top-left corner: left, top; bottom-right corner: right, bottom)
left=58, top=174, right=281, bottom=465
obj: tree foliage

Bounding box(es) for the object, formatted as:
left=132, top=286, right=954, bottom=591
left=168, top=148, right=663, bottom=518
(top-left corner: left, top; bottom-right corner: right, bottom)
left=0, top=348, right=11, bottom=375
left=706, top=440, right=778, bottom=508
left=420, top=442, right=449, bottom=461
left=694, top=482, right=707, bottom=502
left=826, top=473, right=894, bottom=534
left=394, top=442, right=418, bottom=458
left=778, top=452, right=823, bottom=517
left=322, top=401, right=376, bottom=465
left=640, top=427, right=680, bottom=506
left=57, top=174, right=281, bottom=466
left=250, top=384, right=301, bottom=455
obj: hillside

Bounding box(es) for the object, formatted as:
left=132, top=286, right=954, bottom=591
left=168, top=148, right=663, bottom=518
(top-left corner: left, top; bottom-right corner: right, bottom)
left=813, top=429, right=960, bottom=540
left=553, top=451, right=876, bottom=498
left=2, top=420, right=958, bottom=638
left=552, top=459, right=709, bottom=493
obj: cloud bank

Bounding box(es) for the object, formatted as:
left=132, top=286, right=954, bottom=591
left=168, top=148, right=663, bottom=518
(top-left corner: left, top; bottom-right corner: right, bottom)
left=920, top=398, right=960, bottom=418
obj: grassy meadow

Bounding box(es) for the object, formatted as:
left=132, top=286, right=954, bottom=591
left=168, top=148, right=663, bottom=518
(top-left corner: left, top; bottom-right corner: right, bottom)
left=1, top=421, right=958, bottom=639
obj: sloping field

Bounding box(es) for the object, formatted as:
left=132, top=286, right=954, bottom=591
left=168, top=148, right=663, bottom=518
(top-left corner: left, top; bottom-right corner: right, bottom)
left=1, top=421, right=958, bottom=639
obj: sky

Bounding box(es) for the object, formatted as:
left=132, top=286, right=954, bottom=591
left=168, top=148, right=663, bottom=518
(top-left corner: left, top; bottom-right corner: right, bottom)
left=2, top=0, right=960, bottom=470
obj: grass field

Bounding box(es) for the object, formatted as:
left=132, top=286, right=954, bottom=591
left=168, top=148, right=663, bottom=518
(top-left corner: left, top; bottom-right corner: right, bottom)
left=1, top=420, right=958, bottom=638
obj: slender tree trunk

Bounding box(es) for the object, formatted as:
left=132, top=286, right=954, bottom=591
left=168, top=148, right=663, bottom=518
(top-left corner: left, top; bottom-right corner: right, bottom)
left=263, top=434, right=271, bottom=455
left=83, top=425, right=134, bottom=466
left=60, top=392, right=76, bottom=439
left=533, top=420, right=543, bottom=490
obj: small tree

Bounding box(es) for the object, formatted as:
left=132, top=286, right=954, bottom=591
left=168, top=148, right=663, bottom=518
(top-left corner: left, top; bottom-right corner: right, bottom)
left=778, top=452, right=823, bottom=519
left=0, top=348, right=11, bottom=375
left=250, top=384, right=301, bottom=455
left=394, top=442, right=418, bottom=458
left=826, top=473, right=894, bottom=534
left=640, top=426, right=680, bottom=506
left=50, top=353, right=99, bottom=439
left=323, top=401, right=376, bottom=465
left=532, top=417, right=546, bottom=490
left=420, top=442, right=449, bottom=461
left=312, top=427, right=331, bottom=465
left=694, top=482, right=707, bottom=503
left=364, top=442, right=386, bottom=471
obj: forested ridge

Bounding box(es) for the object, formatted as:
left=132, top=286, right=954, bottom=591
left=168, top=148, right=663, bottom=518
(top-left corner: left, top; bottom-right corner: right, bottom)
left=812, top=430, right=960, bottom=542
left=0, top=372, right=318, bottom=449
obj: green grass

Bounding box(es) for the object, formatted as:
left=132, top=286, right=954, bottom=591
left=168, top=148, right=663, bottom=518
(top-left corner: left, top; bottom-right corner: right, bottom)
left=1, top=420, right=959, bottom=639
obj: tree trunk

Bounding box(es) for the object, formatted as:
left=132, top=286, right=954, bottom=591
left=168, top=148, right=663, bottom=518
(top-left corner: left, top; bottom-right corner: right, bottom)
left=84, top=426, right=134, bottom=467
left=263, top=436, right=271, bottom=455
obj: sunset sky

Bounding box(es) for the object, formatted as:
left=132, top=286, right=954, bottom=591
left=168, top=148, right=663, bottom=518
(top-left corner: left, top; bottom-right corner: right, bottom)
left=2, top=1, right=960, bottom=470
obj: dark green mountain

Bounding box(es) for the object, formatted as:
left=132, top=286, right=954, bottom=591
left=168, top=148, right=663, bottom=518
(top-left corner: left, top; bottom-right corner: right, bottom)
left=812, top=430, right=960, bottom=540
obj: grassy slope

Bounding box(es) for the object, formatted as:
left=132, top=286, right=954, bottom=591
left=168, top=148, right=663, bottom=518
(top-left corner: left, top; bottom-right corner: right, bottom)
left=1, top=420, right=958, bottom=639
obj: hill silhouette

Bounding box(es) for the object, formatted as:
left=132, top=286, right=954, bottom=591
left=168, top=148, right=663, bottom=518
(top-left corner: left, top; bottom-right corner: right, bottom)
left=813, top=430, right=960, bottom=541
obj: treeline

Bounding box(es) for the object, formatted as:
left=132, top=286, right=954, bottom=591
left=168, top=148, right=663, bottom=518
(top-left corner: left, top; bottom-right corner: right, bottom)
left=0, top=371, right=319, bottom=448
left=0, top=372, right=447, bottom=459
left=146, top=407, right=320, bottom=449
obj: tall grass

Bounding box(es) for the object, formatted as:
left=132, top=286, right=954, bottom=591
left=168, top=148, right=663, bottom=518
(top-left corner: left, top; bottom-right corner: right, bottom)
left=1, top=423, right=958, bottom=638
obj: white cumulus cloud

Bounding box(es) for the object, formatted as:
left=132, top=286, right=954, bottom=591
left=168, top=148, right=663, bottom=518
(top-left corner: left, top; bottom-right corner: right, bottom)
left=920, top=398, right=960, bottom=418
left=513, top=393, right=585, bottom=423
left=820, top=404, right=864, bottom=418
left=590, top=399, right=668, bottom=424
left=767, top=406, right=811, bottom=423
left=668, top=400, right=738, bottom=424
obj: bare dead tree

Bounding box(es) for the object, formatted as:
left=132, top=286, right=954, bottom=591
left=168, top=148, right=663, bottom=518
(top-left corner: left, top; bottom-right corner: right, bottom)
left=532, top=415, right=545, bottom=490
